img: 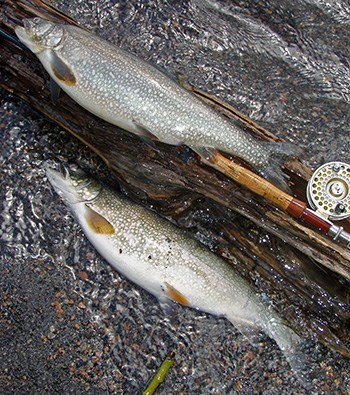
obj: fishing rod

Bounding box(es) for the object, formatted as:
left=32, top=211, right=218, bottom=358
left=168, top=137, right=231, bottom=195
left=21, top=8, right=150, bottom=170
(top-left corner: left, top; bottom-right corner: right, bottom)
left=210, top=154, right=350, bottom=246
left=185, top=81, right=350, bottom=247
left=0, top=27, right=28, bottom=50
left=3, top=25, right=349, bottom=247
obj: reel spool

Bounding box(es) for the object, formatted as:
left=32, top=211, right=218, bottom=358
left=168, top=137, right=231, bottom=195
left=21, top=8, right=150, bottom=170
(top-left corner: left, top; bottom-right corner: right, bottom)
left=307, top=161, right=350, bottom=221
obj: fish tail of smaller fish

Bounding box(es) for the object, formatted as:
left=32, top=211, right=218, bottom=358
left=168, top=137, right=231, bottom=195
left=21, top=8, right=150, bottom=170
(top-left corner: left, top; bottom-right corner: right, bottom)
left=227, top=308, right=315, bottom=387
left=264, top=316, right=315, bottom=388
left=258, top=140, right=301, bottom=193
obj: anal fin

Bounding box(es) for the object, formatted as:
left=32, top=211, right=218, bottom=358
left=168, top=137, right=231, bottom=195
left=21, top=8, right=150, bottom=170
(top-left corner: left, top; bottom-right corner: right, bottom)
left=134, top=122, right=159, bottom=150
left=191, top=146, right=219, bottom=164
left=230, top=320, right=264, bottom=347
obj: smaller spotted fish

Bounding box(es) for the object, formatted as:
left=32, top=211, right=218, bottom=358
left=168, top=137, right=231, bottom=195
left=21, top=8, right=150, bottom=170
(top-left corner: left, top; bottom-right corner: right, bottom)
left=46, top=163, right=312, bottom=385
left=16, top=18, right=296, bottom=189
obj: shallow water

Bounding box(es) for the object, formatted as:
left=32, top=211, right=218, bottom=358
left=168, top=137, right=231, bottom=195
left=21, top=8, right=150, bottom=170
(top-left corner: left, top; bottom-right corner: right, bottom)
left=58, top=0, right=350, bottom=166
left=1, top=0, right=350, bottom=394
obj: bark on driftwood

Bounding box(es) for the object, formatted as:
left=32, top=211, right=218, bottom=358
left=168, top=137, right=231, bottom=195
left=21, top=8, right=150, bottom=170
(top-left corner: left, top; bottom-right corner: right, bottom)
left=1, top=0, right=350, bottom=356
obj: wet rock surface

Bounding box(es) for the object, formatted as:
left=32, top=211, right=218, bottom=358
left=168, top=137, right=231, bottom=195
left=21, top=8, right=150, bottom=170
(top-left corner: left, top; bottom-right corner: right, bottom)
left=1, top=0, right=350, bottom=394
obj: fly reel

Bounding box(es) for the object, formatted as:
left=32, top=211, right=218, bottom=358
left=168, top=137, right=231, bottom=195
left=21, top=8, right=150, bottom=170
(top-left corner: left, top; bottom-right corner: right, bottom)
left=307, top=161, right=350, bottom=221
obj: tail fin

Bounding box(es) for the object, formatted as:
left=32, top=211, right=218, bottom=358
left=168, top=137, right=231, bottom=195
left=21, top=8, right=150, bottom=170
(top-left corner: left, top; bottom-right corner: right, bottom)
left=193, top=141, right=301, bottom=193
left=258, top=141, right=302, bottom=193
left=226, top=310, right=316, bottom=388
left=266, top=318, right=316, bottom=388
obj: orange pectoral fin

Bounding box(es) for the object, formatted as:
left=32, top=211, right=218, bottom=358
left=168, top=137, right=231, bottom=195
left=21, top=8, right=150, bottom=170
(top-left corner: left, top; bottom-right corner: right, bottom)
left=164, top=282, right=190, bottom=306
left=85, top=205, right=115, bottom=235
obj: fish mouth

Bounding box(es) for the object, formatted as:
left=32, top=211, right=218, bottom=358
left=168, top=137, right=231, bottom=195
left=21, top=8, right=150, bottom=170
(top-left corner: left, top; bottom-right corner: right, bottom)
left=45, top=162, right=80, bottom=205
left=15, top=20, right=46, bottom=54
left=15, top=18, right=63, bottom=53
left=46, top=162, right=80, bottom=189
left=15, top=25, right=39, bottom=52
left=45, top=162, right=102, bottom=205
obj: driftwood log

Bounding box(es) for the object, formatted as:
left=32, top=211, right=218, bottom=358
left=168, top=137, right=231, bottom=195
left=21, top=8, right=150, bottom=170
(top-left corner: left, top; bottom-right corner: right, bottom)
left=1, top=0, right=350, bottom=356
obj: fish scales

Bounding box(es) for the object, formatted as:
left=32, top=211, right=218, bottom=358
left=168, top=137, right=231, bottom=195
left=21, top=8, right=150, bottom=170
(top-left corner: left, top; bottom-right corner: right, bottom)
left=16, top=18, right=296, bottom=188
left=46, top=164, right=313, bottom=385
left=56, top=29, right=256, bottom=152
left=83, top=186, right=262, bottom=322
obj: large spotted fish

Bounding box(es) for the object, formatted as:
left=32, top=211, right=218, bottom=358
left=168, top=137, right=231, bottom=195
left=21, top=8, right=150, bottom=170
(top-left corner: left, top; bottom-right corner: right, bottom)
left=46, top=163, right=311, bottom=385
left=16, top=18, right=295, bottom=189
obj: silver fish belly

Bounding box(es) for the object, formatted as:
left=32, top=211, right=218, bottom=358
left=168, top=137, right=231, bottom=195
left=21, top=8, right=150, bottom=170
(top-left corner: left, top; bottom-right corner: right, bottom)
left=46, top=163, right=310, bottom=384
left=16, top=18, right=295, bottom=187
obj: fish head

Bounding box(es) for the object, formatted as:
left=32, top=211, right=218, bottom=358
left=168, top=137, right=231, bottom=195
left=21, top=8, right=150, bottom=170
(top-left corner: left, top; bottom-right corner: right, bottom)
left=46, top=163, right=102, bottom=206
left=15, top=17, right=66, bottom=54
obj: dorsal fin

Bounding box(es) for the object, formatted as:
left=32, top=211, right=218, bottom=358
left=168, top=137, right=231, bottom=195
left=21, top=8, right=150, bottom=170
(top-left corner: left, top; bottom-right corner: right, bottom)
left=50, top=51, right=76, bottom=85
left=85, top=205, right=115, bottom=234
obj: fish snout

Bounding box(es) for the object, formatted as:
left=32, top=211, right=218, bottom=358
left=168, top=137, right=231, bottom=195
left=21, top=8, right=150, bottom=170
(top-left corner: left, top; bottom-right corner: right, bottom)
left=46, top=162, right=103, bottom=205
left=15, top=18, right=48, bottom=53
left=20, top=18, right=65, bottom=50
